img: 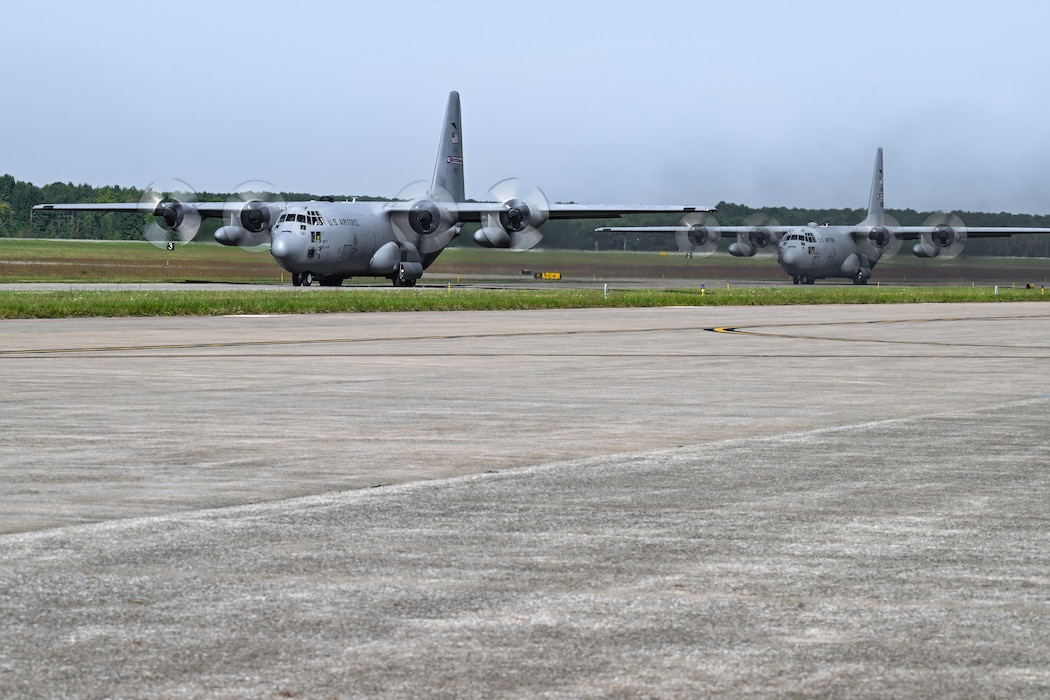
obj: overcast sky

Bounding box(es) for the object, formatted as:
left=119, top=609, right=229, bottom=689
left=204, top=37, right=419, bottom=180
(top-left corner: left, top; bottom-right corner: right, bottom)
left=5, top=0, right=1050, bottom=215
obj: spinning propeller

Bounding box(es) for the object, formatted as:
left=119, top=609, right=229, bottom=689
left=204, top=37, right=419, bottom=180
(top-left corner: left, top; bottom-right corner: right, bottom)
left=477, top=178, right=549, bottom=250
left=861, top=213, right=904, bottom=260
left=676, top=212, right=721, bottom=256
left=219, top=180, right=285, bottom=249
left=740, top=212, right=781, bottom=258
left=390, top=181, right=459, bottom=254
left=917, top=212, right=967, bottom=259
left=139, top=179, right=201, bottom=249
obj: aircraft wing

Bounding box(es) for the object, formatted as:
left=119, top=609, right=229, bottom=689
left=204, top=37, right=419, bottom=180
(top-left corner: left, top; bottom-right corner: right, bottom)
left=547, top=204, right=717, bottom=220
left=595, top=225, right=788, bottom=234
left=454, top=204, right=715, bottom=250
left=36, top=202, right=715, bottom=219
left=33, top=202, right=230, bottom=217
left=37, top=202, right=719, bottom=223
left=841, top=222, right=1050, bottom=260
left=456, top=203, right=716, bottom=223
left=847, top=224, right=1050, bottom=247
left=33, top=200, right=290, bottom=248
left=602, top=224, right=1050, bottom=238
left=380, top=202, right=716, bottom=250
left=894, top=226, right=1050, bottom=239
left=595, top=224, right=789, bottom=257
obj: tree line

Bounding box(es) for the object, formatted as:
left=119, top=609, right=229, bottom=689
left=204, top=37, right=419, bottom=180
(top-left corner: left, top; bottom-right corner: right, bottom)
left=3, top=173, right=1049, bottom=257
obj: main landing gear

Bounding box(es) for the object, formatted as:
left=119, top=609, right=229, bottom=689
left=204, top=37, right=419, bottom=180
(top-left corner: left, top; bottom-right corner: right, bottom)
left=292, top=273, right=345, bottom=287
left=792, top=274, right=815, bottom=285
left=391, top=263, right=418, bottom=287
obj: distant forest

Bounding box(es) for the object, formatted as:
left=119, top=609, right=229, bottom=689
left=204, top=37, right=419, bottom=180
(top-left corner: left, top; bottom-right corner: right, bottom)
left=3, top=173, right=1050, bottom=257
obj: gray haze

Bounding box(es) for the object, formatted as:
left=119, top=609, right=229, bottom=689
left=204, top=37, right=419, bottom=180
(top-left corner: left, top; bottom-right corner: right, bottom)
left=4, top=0, right=1050, bottom=214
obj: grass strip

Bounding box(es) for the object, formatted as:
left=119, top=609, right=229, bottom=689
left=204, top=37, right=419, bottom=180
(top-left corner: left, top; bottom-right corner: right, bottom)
left=0, top=285, right=1046, bottom=319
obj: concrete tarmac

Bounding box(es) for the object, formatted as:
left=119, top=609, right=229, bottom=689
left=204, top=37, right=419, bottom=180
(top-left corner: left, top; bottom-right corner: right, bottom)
left=2, top=302, right=1049, bottom=697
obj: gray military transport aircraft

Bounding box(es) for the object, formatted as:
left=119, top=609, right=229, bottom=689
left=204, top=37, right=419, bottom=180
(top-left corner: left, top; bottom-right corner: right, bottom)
left=597, top=148, right=1050, bottom=284
left=34, top=91, right=712, bottom=286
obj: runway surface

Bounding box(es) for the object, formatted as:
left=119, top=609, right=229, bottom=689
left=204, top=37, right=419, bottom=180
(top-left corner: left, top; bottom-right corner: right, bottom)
left=2, top=302, right=1049, bottom=697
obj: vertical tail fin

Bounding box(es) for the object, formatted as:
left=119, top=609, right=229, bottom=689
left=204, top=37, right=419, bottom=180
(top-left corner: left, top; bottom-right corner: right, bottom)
left=865, top=147, right=885, bottom=226
left=430, top=91, right=465, bottom=202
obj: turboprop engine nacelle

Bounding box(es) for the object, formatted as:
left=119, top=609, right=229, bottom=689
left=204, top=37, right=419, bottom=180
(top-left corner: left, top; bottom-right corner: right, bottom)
left=728, top=227, right=778, bottom=257
left=498, top=199, right=546, bottom=233
left=215, top=225, right=268, bottom=247
left=215, top=200, right=279, bottom=246
left=912, top=225, right=961, bottom=258
left=406, top=199, right=455, bottom=236
left=686, top=226, right=716, bottom=248
left=474, top=227, right=511, bottom=248
left=474, top=196, right=549, bottom=249
left=868, top=226, right=893, bottom=250
left=238, top=201, right=279, bottom=233
left=153, top=201, right=198, bottom=237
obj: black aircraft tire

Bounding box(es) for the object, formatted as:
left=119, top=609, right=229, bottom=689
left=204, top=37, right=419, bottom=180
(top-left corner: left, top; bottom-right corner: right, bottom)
left=393, top=264, right=418, bottom=287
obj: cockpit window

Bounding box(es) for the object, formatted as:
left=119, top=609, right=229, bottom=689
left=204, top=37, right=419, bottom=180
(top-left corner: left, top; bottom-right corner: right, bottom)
left=301, top=210, right=327, bottom=226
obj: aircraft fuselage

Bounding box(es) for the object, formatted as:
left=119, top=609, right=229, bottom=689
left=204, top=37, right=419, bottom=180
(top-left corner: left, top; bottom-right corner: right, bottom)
left=268, top=201, right=460, bottom=285
left=776, top=223, right=876, bottom=284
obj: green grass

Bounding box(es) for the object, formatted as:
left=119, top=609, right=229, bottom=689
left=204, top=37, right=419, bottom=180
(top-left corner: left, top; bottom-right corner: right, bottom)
left=0, top=238, right=284, bottom=282
left=0, top=285, right=1045, bottom=319
left=2, top=238, right=1048, bottom=317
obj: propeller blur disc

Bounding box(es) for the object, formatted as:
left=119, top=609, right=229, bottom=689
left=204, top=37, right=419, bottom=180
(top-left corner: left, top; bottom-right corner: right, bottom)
left=676, top=213, right=721, bottom=257
left=742, top=212, right=780, bottom=259
left=389, top=181, right=459, bottom=254
left=225, top=180, right=285, bottom=250
left=922, top=211, right=968, bottom=260
left=861, top=213, right=904, bottom=261
left=139, top=178, right=201, bottom=249
left=486, top=178, right=549, bottom=250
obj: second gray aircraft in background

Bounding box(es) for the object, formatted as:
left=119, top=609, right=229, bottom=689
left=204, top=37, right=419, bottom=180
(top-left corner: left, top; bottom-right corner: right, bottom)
left=598, top=148, right=1050, bottom=284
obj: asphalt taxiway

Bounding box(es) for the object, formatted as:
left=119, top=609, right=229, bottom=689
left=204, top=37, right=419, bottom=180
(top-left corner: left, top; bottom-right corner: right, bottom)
left=2, top=302, right=1049, bottom=697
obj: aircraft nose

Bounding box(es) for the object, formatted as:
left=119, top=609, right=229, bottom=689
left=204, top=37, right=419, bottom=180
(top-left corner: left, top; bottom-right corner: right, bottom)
left=780, top=247, right=798, bottom=266
left=270, top=231, right=306, bottom=266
